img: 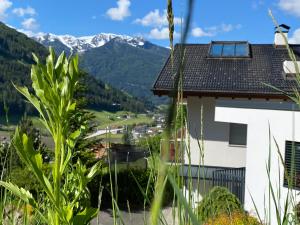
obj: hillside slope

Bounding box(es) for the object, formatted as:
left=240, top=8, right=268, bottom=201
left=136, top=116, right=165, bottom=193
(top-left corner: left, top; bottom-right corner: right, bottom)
left=0, top=22, right=48, bottom=114
left=80, top=39, right=169, bottom=104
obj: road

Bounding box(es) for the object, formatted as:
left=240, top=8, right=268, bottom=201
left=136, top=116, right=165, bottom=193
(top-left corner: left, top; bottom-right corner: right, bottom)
left=85, top=128, right=123, bottom=139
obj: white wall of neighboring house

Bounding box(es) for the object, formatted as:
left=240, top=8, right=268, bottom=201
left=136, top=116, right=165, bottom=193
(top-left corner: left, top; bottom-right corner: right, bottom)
left=215, top=99, right=300, bottom=224
left=186, top=97, right=247, bottom=168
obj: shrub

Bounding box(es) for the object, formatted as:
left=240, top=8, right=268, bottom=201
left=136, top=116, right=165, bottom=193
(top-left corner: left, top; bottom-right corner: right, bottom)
left=9, top=167, right=41, bottom=193
left=198, top=186, right=242, bottom=223
left=138, top=134, right=162, bottom=153
left=204, top=211, right=261, bottom=225
left=89, top=168, right=174, bottom=210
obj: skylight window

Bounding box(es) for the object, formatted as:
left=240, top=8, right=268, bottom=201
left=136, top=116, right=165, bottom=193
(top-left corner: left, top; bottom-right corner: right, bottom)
left=209, top=42, right=249, bottom=57
left=210, top=44, right=223, bottom=57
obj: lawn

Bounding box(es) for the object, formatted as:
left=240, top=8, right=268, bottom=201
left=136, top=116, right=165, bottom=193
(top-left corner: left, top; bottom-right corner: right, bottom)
left=90, top=110, right=153, bottom=129
left=1, top=110, right=153, bottom=129
left=96, top=132, right=124, bottom=144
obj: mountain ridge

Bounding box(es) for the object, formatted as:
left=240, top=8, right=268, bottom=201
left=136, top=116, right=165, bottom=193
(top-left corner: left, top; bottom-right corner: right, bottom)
left=30, top=31, right=170, bottom=105
left=31, top=32, right=147, bottom=54
left=0, top=22, right=149, bottom=114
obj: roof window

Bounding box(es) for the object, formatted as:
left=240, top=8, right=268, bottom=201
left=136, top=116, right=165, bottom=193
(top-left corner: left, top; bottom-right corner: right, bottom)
left=209, top=41, right=250, bottom=58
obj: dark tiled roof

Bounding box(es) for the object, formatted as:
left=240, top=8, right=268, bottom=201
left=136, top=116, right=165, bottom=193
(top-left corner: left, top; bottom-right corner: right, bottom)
left=152, top=43, right=300, bottom=99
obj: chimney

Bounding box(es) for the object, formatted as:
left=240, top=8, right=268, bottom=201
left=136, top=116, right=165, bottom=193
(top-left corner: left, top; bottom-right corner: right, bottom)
left=274, top=24, right=290, bottom=46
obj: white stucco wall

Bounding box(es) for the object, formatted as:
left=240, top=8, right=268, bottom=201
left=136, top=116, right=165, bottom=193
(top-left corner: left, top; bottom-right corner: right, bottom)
left=186, top=97, right=246, bottom=168
left=215, top=99, right=300, bottom=224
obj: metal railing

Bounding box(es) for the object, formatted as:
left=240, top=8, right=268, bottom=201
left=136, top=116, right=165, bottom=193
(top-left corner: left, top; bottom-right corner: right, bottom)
left=212, top=167, right=246, bottom=204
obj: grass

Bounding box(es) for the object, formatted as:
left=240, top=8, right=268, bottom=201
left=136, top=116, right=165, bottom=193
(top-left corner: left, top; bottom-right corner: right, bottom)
left=101, top=158, right=148, bottom=174
left=1, top=110, right=153, bottom=130
left=91, top=110, right=153, bottom=129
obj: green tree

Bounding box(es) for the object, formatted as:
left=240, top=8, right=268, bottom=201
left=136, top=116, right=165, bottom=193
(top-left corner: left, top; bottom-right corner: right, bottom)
left=0, top=48, right=101, bottom=225
left=122, top=125, right=134, bottom=145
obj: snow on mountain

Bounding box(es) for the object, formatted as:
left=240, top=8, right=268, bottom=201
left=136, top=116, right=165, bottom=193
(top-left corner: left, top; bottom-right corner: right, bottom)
left=31, top=32, right=145, bottom=53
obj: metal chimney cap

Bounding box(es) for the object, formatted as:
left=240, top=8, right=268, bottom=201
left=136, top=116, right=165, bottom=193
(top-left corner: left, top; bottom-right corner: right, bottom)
left=274, top=24, right=291, bottom=33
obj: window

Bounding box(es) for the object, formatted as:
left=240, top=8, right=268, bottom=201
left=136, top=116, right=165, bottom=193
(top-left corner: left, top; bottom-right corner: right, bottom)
left=229, top=123, right=247, bottom=146
left=284, top=141, right=300, bottom=189
left=222, top=44, right=235, bottom=56
left=235, top=43, right=249, bottom=56
left=209, top=42, right=250, bottom=57
left=210, top=43, right=223, bottom=57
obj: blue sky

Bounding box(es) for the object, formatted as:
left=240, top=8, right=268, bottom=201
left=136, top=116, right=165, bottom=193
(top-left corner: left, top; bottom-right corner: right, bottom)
left=1, top=0, right=300, bottom=46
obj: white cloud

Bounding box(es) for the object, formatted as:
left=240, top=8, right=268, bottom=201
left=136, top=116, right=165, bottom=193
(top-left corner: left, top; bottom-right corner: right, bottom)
left=289, top=28, right=300, bottom=44
left=0, top=0, right=12, bottom=19
left=221, top=23, right=234, bottom=32
left=18, top=29, right=35, bottom=37
left=192, top=23, right=242, bottom=38
left=134, top=9, right=181, bottom=28
left=21, top=17, right=39, bottom=30
left=106, top=0, right=131, bottom=21
left=191, top=27, right=213, bottom=37
left=12, top=6, right=36, bottom=17
left=252, top=0, right=264, bottom=9
left=278, top=0, right=300, bottom=17
left=148, top=27, right=179, bottom=40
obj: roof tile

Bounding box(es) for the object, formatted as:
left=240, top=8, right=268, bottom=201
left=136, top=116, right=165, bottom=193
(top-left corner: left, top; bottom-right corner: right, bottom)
left=153, top=44, right=300, bottom=98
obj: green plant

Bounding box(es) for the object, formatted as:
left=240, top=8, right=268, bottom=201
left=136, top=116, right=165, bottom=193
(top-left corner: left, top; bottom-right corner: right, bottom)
left=0, top=48, right=101, bottom=225
left=197, top=186, right=242, bottom=223
left=122, top=125, right=134, bottom=145
left=89, top=168, right=173, bottom=210
left=204, top=211, right=261, bottom=225
left=294, top=202, right=300, bottom=223
left=138, top=134, right=162, bottom=154
left=9, top=167, right=42, bottom=194
left=17, top=115, right=52, bottom=164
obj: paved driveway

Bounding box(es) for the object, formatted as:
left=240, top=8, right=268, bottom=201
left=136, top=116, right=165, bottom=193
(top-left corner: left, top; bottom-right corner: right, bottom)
left=91, top=207, right=178, bottom=225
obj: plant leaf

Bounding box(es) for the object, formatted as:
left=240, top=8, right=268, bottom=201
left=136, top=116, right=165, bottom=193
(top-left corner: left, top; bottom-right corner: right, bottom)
left=86, top=161, right=102, bottom=181
left=0, top=181, right=37, bottom=207
left=72, top=207, right=98, bottom=225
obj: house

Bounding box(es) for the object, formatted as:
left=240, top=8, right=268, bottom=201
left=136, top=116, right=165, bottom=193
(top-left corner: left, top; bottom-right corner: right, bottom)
left=152, top=24, right=300, bottom=223
left=132, top=125, right=148, bottom=139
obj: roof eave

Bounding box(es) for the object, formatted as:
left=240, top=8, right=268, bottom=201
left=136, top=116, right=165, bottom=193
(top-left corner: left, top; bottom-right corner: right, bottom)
left=152, top=88, right=290, bottom=100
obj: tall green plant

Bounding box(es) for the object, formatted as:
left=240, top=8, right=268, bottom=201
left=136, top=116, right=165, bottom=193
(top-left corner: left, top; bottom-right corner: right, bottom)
left=0, top=47, right=101, bottom=225
left=150, top=0, right=201, bottom=224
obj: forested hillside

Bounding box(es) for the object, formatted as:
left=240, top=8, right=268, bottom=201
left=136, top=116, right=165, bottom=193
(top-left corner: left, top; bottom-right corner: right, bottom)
left=80, top=39, right=169, bottom=104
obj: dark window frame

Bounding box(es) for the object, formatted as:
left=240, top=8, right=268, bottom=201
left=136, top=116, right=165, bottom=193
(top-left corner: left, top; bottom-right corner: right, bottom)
left=229, top=123, right=247, bottom=146
left=284, top=140, right=300, bottom=190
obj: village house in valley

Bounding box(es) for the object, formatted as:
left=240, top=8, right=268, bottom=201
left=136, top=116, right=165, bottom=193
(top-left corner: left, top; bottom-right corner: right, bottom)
left=152, top=24, right=300, bottom=223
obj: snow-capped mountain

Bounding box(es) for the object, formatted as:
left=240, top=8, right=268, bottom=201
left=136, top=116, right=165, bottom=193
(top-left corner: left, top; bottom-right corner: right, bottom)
left=27, top=30, right=169, bottom=105
left=32, top=33, right=145, bottom=53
